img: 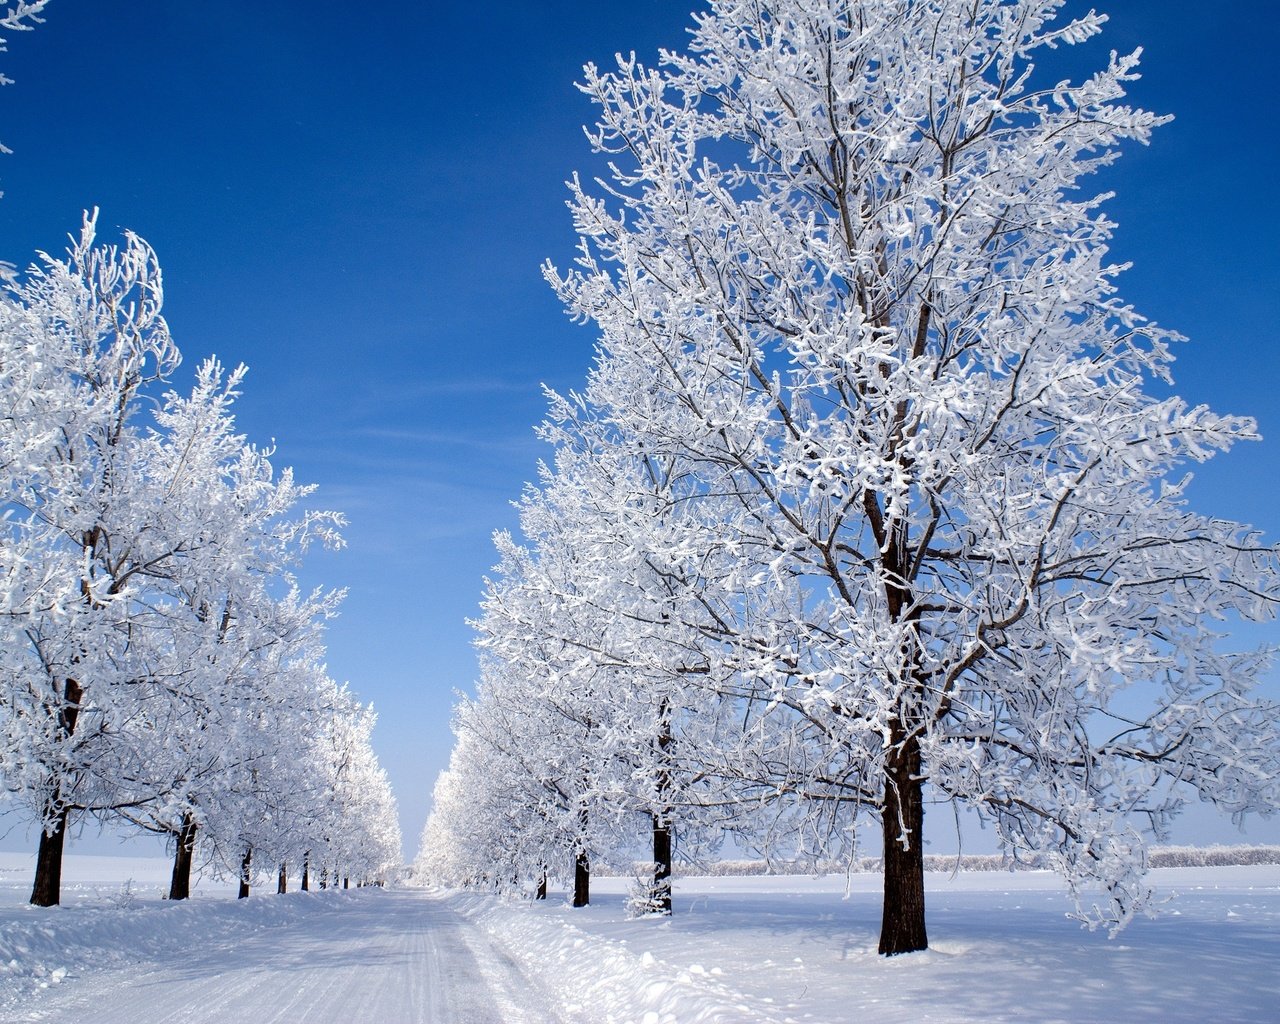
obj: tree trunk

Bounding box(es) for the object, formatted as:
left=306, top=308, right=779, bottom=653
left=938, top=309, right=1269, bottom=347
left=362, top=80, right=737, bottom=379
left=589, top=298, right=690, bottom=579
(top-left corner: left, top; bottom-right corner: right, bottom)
left=535, top=869, right=547, bottom=900
left=652, top=812, right=673, bottom=915
left=572, top=849, right=590, bottom=907
left=343, top=875, right=349, bottom=890
left=169, top=814, right=198, bottom=901
left=30, top=679, right=84, bottom=908
left=301, top=854, right=310, bottom=892
left=30, top=805, right=70, bottom=907
left=879, top=727, right=927, bottom=955
left=652, top=706, right=673, bottom=914
left=278, top=862, right=287, bottom=894
left=572, top=799, right=590, bottom=907
left=875, top=506, right=928, bottom=955
left=237, top=845, right=252, bottom=899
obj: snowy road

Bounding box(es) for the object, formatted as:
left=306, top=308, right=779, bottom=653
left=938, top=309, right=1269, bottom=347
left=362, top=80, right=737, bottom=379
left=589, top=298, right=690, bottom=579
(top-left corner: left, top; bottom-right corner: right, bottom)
left=6, top=861, right=1278, bottom=1024
left=14, top=889, right=563, bottom=1024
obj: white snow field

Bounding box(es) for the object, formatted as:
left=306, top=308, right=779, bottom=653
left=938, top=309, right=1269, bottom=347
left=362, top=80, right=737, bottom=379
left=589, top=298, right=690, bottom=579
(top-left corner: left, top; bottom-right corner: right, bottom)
left=2, top=854, right=1277, bottom=1023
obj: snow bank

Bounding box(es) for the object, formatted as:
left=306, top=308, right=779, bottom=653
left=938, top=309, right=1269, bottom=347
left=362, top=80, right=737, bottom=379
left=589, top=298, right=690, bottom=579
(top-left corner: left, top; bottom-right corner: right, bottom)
left=449, top=890, right=785, bottom=1024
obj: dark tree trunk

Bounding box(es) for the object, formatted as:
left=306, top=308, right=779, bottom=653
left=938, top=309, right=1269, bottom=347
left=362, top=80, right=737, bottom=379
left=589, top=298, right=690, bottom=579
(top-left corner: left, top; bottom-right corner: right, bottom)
left=30, top=805, right=70, bottom=907
left=572, top=799, right=591, bottom=907
left=879, top=727, right=927, bottom=955
left=278, top=862, right=288, bottom=894
left=651, top=706, right=674, bottom=914
left=237, top=846, right=252, bottom=899
left=874, top=502, right=929, bottom=956
left=301, top=854, right=310, bottom=892
left=535, top=870, right=547, bottom=900
left=652, top=812, right=673, bottom=915
left=30, top=679, right=84, bottom=908
left=343, top=875, right=349, bottom=890
left=169, top=814, right=198, bottom=901
left=572, top=849, right=590, bottom=907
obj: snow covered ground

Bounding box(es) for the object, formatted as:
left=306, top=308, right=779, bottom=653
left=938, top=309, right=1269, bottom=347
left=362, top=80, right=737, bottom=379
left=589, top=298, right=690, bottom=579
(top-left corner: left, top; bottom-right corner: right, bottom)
left=456, top=868, right=1280, bottom=1023
left=2, top=853, right=1277, bottom=1023
left=0, top=853, right=560, bottom=1023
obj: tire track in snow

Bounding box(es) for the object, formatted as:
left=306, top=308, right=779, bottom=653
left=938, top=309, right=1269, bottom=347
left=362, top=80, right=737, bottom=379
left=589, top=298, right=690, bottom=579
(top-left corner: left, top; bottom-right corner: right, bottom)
left=13, top=889, right=563, bottom=1024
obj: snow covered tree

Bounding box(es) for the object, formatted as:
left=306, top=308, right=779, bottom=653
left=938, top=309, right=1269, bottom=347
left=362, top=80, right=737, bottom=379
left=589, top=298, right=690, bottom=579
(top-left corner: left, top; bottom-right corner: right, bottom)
left=467, top=432, right=767, bottom=910
left=0, top=217, right=351, bottom=905
left=470, top=508, right=635, bottom=906
left=0, top=215, right=181, bottom=904
left=105, top=362, right=346, bottom=900
left=306, top=691, right=403, bottom=888
left=543, top=0, right=1280, bottom=954
left=134, top=588, right=344, bottom=901
left=0, top=15, right=398, bottom=905
left=416, top=733, right=501, bottom=888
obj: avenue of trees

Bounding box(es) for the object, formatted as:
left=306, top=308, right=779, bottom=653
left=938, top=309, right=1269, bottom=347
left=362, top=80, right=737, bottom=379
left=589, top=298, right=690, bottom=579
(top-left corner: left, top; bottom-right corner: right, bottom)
left=1, top=3, right=400, bottom=904
left=0, top=213, right=402, bottom=904
left=417, top=0, right=1280, bottom=955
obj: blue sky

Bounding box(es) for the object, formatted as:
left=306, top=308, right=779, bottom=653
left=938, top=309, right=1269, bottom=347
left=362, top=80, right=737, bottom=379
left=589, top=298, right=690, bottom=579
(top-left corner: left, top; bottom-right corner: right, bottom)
left=2, top=1, right=1277, bottom=858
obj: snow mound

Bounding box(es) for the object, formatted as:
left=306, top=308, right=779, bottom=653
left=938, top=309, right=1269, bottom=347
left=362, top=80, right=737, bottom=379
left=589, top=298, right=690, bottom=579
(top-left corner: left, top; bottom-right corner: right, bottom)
left=448, top=890, right=787, bottom=1024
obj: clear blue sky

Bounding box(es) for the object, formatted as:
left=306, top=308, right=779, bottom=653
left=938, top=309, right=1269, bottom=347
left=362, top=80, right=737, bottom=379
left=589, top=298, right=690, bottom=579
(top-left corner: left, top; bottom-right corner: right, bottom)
left=2, top=1, right=1277, bottom=858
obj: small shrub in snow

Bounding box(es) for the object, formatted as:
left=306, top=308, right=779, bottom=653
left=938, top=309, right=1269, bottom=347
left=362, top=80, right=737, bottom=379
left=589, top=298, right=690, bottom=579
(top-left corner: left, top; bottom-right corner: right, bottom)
left=108, top=879, right=138, bottom=909
left=626, top=870, right=672, bottom=918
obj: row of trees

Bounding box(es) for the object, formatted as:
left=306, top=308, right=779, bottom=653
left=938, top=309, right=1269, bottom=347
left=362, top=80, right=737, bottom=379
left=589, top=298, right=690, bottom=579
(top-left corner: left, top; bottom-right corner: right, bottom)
left=417, top=0, right=1280, bottom=955
left=0, top=214, right=402, bottom=904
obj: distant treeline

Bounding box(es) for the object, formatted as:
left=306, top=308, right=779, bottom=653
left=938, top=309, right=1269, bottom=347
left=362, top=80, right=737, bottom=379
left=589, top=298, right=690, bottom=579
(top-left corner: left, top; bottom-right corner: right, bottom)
left=597, top=845, right=1280, bottom=878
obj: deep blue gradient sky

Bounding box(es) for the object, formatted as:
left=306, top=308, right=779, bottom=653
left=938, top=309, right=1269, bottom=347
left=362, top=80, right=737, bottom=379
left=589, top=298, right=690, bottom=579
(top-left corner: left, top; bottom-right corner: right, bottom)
left=2, top=1, right=1277, bottom=857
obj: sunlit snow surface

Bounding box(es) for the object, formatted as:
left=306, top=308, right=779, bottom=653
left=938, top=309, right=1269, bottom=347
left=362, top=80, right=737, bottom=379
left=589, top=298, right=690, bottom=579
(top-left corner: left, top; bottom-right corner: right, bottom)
left=2, top=854, right=1277, bottom=1023
left=452, top=870, right=1280, bottom=1024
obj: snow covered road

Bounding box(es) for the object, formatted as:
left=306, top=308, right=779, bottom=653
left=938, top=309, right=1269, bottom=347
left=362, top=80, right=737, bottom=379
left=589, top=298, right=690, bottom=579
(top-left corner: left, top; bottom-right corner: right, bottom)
left=7, top=889, right=562, bottom=1024
left=5, top=857, right=1278, bottom=1023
